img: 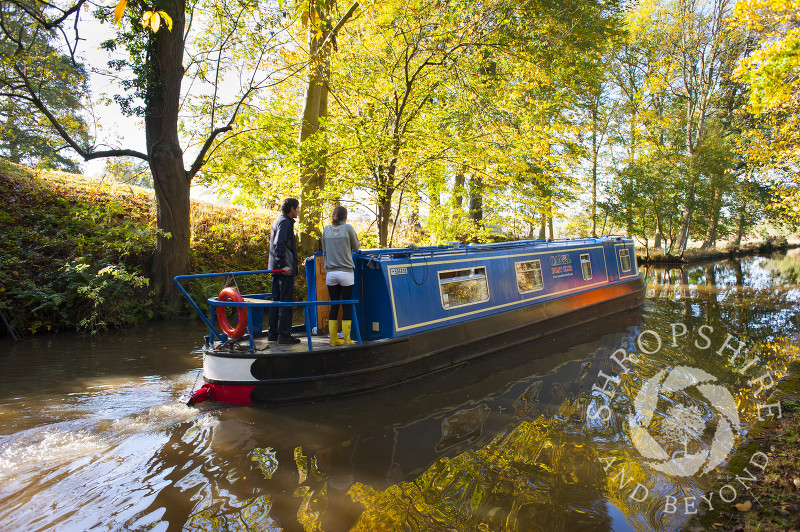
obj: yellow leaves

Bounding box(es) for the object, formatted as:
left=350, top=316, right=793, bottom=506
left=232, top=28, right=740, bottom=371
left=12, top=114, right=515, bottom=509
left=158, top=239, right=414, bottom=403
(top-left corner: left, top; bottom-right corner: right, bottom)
left=141, top=10, right=173, bottom=33
left=113, top=0, right=127, bottom=23
left=112, top=1, right=172, bottom=33
left=731, top=0, right=800, bottom=116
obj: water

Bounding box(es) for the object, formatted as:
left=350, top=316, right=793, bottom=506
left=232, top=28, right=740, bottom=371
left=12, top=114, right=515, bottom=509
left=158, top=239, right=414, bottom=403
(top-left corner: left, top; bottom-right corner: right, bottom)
left=1, top=252, right=799, bottom=531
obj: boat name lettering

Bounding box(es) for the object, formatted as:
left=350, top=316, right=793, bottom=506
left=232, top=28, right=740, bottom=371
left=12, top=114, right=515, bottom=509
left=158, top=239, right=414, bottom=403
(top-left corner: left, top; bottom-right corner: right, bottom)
left=550, top=254, right=571, bottom=266
left=390, top=267, right=409, bottom=275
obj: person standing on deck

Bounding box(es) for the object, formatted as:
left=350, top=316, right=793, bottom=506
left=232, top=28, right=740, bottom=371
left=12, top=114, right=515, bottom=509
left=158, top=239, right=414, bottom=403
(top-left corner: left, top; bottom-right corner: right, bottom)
left=322, top=206, right=360, bottom=346
left=268, top=198, right=301, bottom=344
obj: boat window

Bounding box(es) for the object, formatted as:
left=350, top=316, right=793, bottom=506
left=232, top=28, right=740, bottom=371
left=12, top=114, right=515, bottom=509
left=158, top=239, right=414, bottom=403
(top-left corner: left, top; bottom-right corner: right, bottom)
left=438, top=267, right=489, bottom=309
left=580, top=254, right=592, bottom=280
left=515, top=260, right=544, bottom=293
left=619, top=248, right=632, bottom=272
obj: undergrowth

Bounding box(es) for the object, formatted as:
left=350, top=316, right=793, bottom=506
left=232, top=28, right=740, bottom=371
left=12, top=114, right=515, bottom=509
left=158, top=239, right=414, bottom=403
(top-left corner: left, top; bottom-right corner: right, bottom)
left=0, top=159, right=278, bottom=336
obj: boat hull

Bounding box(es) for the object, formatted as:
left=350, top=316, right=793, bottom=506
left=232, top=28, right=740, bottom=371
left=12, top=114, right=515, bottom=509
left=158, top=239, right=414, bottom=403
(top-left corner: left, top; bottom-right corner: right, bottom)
left=201, top=276, right=645, bottom=404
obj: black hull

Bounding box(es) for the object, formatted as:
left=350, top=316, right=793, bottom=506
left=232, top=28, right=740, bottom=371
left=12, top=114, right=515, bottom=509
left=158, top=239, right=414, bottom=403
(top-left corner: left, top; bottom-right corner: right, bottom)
left=205, top=276, right=645, bottom=404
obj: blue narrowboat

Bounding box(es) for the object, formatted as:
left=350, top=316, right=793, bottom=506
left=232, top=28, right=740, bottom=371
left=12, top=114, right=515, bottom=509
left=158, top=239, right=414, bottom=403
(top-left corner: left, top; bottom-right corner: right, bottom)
left=176, top=236, right=645, bottom=405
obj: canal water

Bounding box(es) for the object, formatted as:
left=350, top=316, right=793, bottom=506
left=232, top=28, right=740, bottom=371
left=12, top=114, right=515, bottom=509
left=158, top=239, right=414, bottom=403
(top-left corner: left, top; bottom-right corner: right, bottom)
left=1, top=252, right=798, bottom=531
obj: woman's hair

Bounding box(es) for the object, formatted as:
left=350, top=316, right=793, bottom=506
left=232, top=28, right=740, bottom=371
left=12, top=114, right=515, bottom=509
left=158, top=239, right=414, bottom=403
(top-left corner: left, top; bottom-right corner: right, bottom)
left=331, top=205, right=348, bottom=225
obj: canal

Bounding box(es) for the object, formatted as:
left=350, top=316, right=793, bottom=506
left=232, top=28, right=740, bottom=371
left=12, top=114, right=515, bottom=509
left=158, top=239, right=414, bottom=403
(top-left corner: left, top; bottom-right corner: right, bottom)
left=1, top=251, right=798, bottom=531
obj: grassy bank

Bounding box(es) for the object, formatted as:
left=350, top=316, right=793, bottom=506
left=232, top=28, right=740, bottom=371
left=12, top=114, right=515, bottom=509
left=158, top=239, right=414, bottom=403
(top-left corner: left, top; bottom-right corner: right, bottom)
left=0, top=159, right=277, bottom=336
left=637, top=238, right=796, bottom=265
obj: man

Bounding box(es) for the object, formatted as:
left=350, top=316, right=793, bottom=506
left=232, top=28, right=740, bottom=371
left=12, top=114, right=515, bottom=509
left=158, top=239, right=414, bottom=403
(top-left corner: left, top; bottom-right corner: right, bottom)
left=268, top=198, right=301, bottom=344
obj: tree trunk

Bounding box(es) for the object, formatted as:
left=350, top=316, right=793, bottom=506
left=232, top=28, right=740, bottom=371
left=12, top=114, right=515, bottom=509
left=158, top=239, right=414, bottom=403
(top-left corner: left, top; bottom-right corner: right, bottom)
left=452, top=169, right=465, bottom=209
left=376, top=161, right=396, bottom=247
left=591, top=152, right=597, bottom=237
left=298, top=1, right=333, bottom=254
left=703, top=186, right=720, bottom=249
left=735, top=212, right=745, bottom=246
left=591, top=107, right=599, bottom=237
left=146, top=0, right=189, bottom=309
left=378, top=194, right=392, bottom=247
left=468, top=175, right=483, bottom=227
left=676, top=174, right=697, bottom=255
left=654, top=213, right=664, bottom=249
left=538, top=211, right=546, bottom=240
left=548, top=216, right=554, bottom=240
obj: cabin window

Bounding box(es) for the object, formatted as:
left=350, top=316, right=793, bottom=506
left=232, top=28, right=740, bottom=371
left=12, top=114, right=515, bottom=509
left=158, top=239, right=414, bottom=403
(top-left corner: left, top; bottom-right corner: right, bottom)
left=580, top=254, right=592, bottom=280
left=515, top=260, right=544, bottom=293
left=619, top=248, right=632, bottom=272
left=438, top=267, right=489, bottom=309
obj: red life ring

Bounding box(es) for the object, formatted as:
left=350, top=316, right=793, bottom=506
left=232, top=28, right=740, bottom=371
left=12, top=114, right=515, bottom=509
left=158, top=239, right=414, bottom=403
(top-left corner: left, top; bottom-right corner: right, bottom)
left=216, top=287, right=248, bottom=339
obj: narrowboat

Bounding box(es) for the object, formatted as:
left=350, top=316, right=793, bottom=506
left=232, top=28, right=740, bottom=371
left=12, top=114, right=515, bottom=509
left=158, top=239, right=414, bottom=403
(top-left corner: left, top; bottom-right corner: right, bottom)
left=176, top=236, right=645, bottom=405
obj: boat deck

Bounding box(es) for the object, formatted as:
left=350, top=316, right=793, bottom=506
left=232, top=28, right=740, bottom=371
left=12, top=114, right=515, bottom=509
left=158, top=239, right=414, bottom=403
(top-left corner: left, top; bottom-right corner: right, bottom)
left=212, top=334, right=371, bottom=355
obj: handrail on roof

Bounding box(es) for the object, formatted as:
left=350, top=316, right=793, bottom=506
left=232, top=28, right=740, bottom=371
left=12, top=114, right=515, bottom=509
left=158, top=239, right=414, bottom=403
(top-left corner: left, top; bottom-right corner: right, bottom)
left=356, top=236, right=630, bottom=261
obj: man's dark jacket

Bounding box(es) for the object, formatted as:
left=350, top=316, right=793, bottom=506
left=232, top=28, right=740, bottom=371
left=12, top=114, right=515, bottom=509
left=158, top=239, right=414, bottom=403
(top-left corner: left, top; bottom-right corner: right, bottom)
left=268, top=214, right=298, bottom=275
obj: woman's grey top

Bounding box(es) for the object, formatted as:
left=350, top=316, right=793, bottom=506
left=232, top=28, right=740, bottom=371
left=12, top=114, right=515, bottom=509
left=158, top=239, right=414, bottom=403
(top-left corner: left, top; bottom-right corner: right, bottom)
left=322, top=223, right=359, bottom=271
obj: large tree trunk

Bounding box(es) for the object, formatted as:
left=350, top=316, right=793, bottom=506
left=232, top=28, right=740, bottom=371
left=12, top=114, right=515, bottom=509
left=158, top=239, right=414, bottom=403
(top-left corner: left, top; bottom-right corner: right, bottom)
left=146, top=0, right=189, bottom=309
left=298, top=2, right=332, bottom=254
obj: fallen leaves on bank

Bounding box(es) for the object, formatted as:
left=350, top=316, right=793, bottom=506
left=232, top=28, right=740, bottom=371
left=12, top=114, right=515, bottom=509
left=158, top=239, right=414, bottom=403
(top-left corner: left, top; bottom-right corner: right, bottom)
left=685, top=394, right=800, bottom=532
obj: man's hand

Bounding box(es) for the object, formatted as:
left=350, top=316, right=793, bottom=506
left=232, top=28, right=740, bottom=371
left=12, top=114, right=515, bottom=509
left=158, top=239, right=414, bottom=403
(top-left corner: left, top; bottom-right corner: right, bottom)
left=281, top=266, right=291, bottom=274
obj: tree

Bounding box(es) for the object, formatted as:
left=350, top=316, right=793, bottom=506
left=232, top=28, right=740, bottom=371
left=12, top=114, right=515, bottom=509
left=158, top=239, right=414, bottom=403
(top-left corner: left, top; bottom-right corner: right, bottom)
left=670, top=0, right=742, bottom=254
left=0, top=0, right=293, bottom=307
left=731, top=0, right=800, bottom=222
left=297, top=1, right=359, bottom=253
left=0, top=3, right=90, bottom=172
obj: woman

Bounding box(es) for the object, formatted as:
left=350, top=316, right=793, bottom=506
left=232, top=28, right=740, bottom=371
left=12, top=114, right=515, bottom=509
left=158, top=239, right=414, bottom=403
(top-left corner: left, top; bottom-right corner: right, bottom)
left=322, top=205, right=360, bottom=346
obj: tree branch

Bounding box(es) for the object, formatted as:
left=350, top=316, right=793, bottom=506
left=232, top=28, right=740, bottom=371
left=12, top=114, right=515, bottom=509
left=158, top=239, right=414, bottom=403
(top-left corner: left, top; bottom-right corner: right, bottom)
left=14, top=65, right=148, bottom=162
left=186, top=125, right=233, bottom=180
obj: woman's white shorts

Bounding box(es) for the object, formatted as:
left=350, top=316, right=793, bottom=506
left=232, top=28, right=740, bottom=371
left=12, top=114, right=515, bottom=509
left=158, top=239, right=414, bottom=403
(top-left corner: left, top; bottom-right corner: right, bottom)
left=326, top=270, right=354, bottom=286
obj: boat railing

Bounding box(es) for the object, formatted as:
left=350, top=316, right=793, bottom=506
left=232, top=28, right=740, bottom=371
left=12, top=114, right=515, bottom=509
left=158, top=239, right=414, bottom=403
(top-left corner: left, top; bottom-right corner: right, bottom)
left=174, top=271, right=361, bottom=352
left=357, top=236, right=627, bottom=261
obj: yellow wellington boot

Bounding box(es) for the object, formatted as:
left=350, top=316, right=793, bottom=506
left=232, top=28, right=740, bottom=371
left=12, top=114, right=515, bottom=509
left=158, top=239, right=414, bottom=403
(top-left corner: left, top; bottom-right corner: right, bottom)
left=341, top=320, right=356, bottom=345
left=329, top=321, right=344, bottom=346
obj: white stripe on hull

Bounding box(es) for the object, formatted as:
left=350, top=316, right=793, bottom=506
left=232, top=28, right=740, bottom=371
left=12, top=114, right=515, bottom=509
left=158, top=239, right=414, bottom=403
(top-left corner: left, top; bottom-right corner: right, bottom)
left=204, top=354, right=259, bottom=382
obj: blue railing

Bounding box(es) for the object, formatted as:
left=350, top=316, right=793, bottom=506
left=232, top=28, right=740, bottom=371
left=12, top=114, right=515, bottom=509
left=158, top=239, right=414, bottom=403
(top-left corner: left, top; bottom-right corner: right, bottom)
left=173, top=270, right=361, bottom=351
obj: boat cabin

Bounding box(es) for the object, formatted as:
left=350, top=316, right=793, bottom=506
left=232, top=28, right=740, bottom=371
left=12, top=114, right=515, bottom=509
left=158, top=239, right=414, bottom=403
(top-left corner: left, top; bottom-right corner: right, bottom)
left=306, top=236, right=638, bottom=341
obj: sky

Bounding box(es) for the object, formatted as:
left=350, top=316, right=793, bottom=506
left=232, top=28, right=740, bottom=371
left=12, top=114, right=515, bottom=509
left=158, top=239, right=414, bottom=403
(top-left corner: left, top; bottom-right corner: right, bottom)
left=75, top=13, right=223, bottom=203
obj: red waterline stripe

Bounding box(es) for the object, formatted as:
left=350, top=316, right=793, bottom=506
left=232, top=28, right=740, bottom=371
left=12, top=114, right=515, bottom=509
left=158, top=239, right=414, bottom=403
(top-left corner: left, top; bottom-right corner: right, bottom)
left=208, top=383, right=256, bottom=404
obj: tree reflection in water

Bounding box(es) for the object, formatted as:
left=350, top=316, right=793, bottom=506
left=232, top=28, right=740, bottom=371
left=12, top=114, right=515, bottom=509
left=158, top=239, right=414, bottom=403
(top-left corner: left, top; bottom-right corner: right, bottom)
left=337, top=255, right=799, bottom=531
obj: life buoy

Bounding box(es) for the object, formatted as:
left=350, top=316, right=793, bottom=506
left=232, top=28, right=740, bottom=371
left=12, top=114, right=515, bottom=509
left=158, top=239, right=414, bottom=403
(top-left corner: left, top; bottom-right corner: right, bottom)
left=216, top=287, right=248, bottom=339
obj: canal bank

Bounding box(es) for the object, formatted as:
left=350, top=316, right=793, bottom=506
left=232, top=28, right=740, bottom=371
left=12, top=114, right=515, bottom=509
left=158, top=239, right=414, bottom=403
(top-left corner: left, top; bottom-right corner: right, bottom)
left=637, top=237, right=800, bottom=265
left=684, top=363, right=800, bottom=532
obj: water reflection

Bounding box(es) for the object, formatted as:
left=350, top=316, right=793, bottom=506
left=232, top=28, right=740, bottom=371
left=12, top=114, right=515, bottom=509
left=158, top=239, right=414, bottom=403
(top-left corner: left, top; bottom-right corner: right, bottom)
left=0, top=253, right=798, bottom=531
